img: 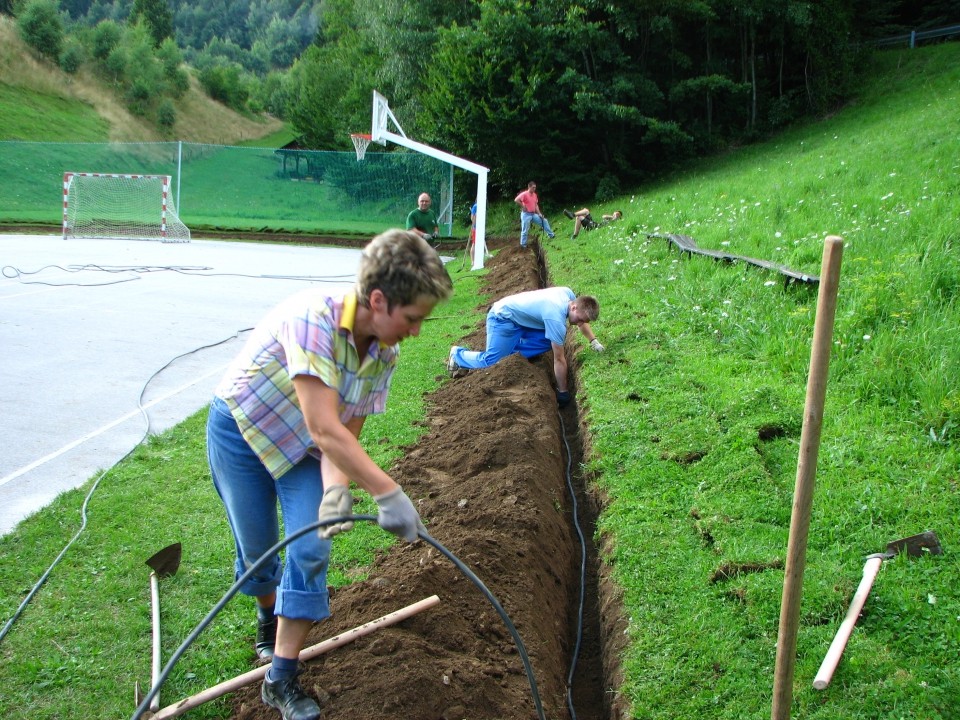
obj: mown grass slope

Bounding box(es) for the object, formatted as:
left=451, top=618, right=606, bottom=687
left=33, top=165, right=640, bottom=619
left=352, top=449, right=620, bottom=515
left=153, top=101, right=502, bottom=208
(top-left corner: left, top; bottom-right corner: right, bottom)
left=544, top=41, right=960, bottom=719
left=0, top=14, right=282, bottom=144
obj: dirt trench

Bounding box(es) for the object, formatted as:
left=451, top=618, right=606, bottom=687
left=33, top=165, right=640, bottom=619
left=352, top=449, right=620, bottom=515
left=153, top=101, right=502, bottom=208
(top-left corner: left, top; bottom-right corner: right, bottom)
left=229, top=241, right=629, bottom=720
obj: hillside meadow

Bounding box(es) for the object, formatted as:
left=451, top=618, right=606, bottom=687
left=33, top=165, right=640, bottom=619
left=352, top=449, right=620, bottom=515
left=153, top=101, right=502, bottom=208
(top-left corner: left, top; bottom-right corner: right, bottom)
left=544, top=41, right=960, bottom=718
left=0, top=14, right=282, bottom=145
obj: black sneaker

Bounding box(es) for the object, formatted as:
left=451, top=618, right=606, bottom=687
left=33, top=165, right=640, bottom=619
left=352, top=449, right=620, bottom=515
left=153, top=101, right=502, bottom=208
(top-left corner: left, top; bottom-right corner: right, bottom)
left=262, top=670, right=322, bottom=720
left=256, top=612, right=277, bottom=661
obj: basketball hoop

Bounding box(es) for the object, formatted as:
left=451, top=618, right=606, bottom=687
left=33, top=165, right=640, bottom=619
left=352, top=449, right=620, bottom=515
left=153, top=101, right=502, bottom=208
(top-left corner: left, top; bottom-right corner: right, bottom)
left=350, top=133, right=372, bottom=161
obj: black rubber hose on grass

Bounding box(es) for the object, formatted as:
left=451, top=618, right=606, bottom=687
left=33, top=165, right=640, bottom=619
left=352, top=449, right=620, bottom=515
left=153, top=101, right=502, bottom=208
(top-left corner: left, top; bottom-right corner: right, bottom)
left=130, top=515, right=545, bottom=720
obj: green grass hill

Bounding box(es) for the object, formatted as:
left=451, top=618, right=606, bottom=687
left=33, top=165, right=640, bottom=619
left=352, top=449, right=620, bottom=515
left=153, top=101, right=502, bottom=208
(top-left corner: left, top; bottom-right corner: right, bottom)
left=0, top=14, right=285, bottom=145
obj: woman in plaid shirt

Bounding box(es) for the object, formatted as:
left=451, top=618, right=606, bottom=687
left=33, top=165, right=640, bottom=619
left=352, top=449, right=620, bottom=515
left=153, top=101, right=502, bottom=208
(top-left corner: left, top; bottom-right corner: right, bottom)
left=206, top=229, right=453, bottom=720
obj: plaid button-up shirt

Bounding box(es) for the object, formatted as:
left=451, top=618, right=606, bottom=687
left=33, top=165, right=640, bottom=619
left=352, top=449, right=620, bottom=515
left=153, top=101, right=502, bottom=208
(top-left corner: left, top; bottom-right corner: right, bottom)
left=215, top=289, right=398, bottom=479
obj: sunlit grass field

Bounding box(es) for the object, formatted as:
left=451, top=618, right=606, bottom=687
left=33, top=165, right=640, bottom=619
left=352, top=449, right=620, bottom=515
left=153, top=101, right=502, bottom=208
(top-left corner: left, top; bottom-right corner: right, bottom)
left=0, top=41, right=957, bottom=720
left=543, top=41, right=960, bottom=718
left=0, top=139, right=458, bottom=237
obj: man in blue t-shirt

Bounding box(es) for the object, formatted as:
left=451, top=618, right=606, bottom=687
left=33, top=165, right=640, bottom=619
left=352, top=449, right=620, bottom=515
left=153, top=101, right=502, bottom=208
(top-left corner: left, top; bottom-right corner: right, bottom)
left=447, top=287, right=605, bottom=407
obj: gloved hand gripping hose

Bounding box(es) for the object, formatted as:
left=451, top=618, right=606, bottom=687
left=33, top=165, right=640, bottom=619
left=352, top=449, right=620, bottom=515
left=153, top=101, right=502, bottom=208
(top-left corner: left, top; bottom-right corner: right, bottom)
left=131, top=515, right=545, bottom=720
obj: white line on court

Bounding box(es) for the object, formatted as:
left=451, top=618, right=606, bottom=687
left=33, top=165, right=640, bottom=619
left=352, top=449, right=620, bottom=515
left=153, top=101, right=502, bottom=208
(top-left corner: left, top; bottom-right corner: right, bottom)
left=0, top=362, right=228, bottom=489
left=0, top=286, right=61, bottom=300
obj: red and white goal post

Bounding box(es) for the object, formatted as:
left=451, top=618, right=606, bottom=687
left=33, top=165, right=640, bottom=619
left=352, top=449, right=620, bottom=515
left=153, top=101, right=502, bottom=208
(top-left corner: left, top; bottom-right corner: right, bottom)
left=62, top=172, right=191, bottom=243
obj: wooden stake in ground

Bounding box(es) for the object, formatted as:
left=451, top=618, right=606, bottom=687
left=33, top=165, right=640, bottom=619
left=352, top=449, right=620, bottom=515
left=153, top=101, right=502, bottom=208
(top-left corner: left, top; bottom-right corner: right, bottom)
left=146, top=594, right=440, bottom=720
left=771, top=236, right=844, bottom=720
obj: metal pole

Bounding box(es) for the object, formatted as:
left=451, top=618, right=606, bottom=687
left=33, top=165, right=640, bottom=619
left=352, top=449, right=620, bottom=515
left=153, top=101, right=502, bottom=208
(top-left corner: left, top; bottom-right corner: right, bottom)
left=473, top=170, right=488, bottom=270
left=446, top=163, right=454, bottom=236
left=176, top=141, right=183, bottom=213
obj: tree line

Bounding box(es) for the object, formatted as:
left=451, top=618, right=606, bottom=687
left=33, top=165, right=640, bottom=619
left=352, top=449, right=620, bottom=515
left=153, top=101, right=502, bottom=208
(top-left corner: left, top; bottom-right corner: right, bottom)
left=6, top=0, right=956, bottom=200
left=283, top=0, right=956, bottom=200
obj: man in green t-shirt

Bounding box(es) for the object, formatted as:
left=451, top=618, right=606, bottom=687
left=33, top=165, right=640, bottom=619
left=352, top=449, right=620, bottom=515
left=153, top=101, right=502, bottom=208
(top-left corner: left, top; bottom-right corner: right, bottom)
left=406, top=193, right=439, bottom=243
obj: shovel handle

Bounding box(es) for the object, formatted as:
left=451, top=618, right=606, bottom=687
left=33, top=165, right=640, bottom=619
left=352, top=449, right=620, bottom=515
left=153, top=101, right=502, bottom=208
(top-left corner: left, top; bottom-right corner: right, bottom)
left=813, top=554, right=884, bottom=690
left=150, top=572, right=161, bottom=712
left=148, top=595, right=440, bottom=719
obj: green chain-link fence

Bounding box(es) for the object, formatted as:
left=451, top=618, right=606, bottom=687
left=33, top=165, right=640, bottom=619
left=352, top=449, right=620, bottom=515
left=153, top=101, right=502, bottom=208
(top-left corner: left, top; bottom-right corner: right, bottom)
left=0, top=141, right=455, bottom=237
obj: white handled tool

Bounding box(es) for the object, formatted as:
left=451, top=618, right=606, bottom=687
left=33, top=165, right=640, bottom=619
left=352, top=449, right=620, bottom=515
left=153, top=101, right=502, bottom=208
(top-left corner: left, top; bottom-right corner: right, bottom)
left=813, top=531, right=941, bottom=690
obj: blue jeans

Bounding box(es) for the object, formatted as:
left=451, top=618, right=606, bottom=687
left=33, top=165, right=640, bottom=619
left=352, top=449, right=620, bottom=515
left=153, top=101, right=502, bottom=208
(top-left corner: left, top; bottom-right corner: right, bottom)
left=519, top=211, right=554, bottom=245
left=451, top=311, right=553, bottom=368
left=206, top=396, right=331, bottom=622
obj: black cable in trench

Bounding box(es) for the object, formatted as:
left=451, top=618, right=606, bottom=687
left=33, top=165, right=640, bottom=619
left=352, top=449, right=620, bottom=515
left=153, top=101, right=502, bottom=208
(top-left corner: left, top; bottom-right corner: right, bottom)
left=558, top=410, right=587, bottom=720
left=130, top=517, right=546, bottom=720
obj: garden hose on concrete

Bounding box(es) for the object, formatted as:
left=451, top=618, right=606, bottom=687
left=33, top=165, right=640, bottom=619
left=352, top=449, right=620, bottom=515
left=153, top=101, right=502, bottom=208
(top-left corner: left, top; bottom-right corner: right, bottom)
left=131, top=515, right=545, bottom=720
left=0, top=331, right=251, bottom=647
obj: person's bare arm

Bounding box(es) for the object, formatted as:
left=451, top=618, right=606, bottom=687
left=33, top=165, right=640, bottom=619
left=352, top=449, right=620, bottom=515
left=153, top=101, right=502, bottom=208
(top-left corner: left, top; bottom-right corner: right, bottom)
left=551, top=341, right=568, bottom=392
left=578, top=321, right=605, bottom=351
left=319, top=415, right=365, bottom=490
left=578, top=322, right=597, bottom=343
left=294, top=375, right=396, bottom=496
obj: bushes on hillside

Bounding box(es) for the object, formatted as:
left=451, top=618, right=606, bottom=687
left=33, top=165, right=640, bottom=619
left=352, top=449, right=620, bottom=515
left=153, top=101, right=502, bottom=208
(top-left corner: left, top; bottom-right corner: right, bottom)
left=16, top=0, right=64, bottom=61
left=90, top=20, right=122, bottom=62
left=157, top=98, right=176, bottom=130
left=156, top=38, right=190, bottom=97
left=59, top=36, right=86, bottom=74
left=80, top=21, right=190, bottom=121
left=11, top=0, right=286, bottom=127
left=198, top=63, right=249, bottom=112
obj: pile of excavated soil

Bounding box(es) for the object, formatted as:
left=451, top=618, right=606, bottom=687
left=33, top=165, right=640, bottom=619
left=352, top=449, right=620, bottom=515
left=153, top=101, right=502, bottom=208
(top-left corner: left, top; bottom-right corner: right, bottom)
left=230, top=242, right=626, bottom=720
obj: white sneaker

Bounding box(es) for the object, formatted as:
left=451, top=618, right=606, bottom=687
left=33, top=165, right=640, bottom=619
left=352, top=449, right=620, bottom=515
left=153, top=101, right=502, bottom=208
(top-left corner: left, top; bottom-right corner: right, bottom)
left=447, top=347, right=459, bottom=373
left=447, top=347, right=466, bottom=377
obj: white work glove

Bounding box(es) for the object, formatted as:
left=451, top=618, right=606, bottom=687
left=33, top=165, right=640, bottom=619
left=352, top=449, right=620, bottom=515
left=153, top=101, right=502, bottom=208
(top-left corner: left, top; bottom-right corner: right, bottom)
left=422, top=232, right=434, bottom=241
left=590, top=338, right=605, bottom=352
left=374, top=486, right=425, bottom=542
left=317, top=486, right=355, bottom=539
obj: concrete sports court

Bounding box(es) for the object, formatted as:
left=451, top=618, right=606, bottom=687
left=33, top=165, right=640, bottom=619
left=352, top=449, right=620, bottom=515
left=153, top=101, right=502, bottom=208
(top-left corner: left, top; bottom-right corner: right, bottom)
left=0, top=233, right=363, bottom=536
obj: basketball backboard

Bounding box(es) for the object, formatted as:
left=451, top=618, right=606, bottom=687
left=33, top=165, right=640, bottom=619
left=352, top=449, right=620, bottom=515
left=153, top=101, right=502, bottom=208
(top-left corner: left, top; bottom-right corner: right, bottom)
left=372, top=90, right=404, bottom=145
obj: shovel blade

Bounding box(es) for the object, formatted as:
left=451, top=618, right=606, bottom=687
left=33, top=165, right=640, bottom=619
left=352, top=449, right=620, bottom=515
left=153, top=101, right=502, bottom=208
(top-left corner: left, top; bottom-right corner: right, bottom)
left=146, top=542, right=182, bottom=577
left=886, top=531, right=942, bottom=558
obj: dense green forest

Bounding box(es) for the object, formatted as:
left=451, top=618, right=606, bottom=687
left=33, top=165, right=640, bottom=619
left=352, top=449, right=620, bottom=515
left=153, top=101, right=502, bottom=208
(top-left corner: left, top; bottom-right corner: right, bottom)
left=4, top=0, right=958, bottom=199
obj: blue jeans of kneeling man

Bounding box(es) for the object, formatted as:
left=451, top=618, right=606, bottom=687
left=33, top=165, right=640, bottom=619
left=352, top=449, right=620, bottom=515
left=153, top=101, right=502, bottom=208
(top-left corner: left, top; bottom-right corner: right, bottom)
left=451, top=311, right=553, bottom=369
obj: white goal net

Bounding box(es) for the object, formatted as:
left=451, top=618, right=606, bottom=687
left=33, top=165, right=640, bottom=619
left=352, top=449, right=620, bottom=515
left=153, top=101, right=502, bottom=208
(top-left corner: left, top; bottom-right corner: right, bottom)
left=62, top=172, right=191, bottom=243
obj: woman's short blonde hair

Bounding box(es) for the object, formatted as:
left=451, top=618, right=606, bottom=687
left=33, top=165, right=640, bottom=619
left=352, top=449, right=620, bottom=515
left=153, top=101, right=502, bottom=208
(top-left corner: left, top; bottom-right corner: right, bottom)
left=357, top=229, right=453, bottom=309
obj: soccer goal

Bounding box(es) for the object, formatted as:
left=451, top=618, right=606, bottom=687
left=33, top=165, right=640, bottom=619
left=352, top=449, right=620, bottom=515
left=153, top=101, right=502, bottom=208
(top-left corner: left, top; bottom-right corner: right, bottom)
left=62, top=172, right=191, bottom=243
